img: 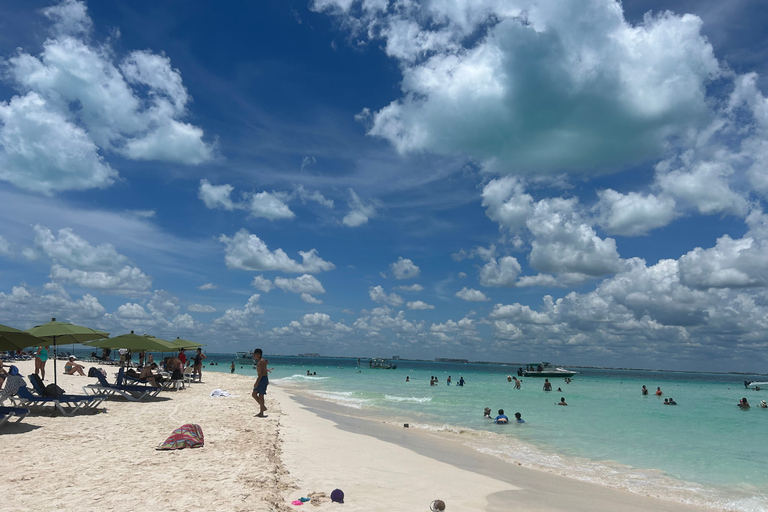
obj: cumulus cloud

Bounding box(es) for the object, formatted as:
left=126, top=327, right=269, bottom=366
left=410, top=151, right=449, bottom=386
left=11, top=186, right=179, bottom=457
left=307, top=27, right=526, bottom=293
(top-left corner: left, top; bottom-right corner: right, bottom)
left=595, top=189, right=678, bottom=236
left=199, top=180, right=238, bottom=210
left=34, top=224, right=151, bottom=295
left=198, top=283, right=217, bottom=290
left=677, top=210, right=768, bottom=289
left=369, top=285, right=404, bottom=306
left=220, top=229, right=335, bottom=273
left=301, top=293, right=323, bottom=304
left=316, top=0, right=720, bottom=174
left=407, top=300, right=434, bottom=310
left=479, top=256, right=522, bottom=287
left=342, top=189, right=377, bottom=227
left=251, top=275, right=275, bottom=292
left=213, top=294, right=264, bottom=329
left=246, top=191, right=295, bottom=220
left=390, top=257, right=420, bottom=279
left=0, top=1, right=213, bottom=194
left=455, top=287, right=490, bottom=302
left=274, top=274, right=326, bottom=295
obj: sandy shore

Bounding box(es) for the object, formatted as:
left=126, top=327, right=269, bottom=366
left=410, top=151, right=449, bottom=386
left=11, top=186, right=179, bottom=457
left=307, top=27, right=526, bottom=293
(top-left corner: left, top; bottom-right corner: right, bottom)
left=0, top=359, right=715, bottom=512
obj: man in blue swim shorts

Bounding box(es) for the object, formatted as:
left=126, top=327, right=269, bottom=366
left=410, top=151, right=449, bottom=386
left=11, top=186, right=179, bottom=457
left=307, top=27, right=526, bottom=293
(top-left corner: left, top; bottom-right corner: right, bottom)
left=252, top=348, right=268, bottom=417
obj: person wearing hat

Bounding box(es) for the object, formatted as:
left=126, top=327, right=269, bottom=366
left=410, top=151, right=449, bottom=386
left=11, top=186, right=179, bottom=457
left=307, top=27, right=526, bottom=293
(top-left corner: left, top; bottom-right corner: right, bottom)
left=64, top=355, right=86, bottom=376
left=483, top=407, right=492, bottom=418
left=0, top=365, right=26, bottom=401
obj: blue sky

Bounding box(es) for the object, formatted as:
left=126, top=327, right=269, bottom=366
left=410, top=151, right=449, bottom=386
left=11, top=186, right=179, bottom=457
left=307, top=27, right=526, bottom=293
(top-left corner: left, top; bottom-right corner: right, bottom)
left=1, top=0, right=767, bottom=371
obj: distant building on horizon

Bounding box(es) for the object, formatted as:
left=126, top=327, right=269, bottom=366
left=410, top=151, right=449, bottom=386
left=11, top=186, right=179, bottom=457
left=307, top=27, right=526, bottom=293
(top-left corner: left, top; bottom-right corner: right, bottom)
left=435, top=358, right=469, bottom=363
left=298, top=353, right=320, bottom=357
left=392, top=355, right=400, bottom=360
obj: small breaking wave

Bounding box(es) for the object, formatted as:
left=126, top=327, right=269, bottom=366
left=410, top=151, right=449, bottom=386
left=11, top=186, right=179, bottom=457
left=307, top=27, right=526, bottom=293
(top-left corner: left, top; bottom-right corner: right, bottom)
left=384, top=395, right=432, bottom=403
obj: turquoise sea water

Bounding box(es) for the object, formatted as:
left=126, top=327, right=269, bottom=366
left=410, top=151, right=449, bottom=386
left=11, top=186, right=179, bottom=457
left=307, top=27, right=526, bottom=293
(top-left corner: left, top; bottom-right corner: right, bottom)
left=74, top=351, right=768, bottom=511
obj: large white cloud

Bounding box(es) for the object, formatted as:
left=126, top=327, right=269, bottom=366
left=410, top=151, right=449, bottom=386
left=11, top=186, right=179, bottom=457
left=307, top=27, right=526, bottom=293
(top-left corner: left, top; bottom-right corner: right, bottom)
left=317, top=0, right=720, bottom=174
left=0, top=93, right=117, bottom=194
left=595, top=189, right=678, bottom=236
left=0, top=0, right=213, bottom=194
left=33, top=224, right=151, bottom=295
left=677, top=211, right=768, bottom=289
left=220, top=229, right=335, bottom=273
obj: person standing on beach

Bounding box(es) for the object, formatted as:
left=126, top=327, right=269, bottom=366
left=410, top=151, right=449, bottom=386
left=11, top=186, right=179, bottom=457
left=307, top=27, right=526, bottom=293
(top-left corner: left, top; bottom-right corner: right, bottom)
left=35, top=345, right=49, bottom=381
left=192, top=348, right=206, bottom=380
left=252, top=348, right=269, bottom=417
left=178, top=348, right=187, bottom=370
left=230, top=361, right=235, bottom=374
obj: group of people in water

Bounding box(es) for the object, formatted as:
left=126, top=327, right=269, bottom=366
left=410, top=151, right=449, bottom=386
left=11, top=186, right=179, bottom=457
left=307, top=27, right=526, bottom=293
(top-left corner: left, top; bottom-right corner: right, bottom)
left=738, top=397, right=767, bottom=409
left=484, top=407, right=524, bottom=424
left=424, top=375, right=465, bottom=386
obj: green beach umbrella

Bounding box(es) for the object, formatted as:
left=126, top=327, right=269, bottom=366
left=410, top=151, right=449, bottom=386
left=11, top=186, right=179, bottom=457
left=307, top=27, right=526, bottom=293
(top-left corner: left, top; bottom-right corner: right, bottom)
left=84, top=331, right=176, bottom=352
left=0, top=323, right=47, bottom=352
left=167, top=337, right=203, bottom=350
left=26, top=318, right=110, bottom=388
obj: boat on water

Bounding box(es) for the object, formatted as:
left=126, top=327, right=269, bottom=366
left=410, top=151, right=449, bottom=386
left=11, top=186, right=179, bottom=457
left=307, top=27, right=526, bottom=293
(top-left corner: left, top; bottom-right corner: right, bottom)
left=365, top=358, right=397, bottom=369
left=519, top=362, right=577, bottom=378
left=236, top=352, right=254, bottom=365
left=745, top=380, right=768, bottom=389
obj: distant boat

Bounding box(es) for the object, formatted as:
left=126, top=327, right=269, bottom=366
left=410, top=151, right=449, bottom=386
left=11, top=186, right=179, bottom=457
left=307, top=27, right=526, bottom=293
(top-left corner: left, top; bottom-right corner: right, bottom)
left=367, top=358, right=397, bottom=369
left=745, top=380, right=768, bottom=389
left=520, top=362, right=577, bottom=378
left=236, top=352, right=253, bottom=365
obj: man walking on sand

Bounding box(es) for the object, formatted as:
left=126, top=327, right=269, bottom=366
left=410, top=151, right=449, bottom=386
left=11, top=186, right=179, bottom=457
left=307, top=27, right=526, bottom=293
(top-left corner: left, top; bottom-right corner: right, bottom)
left=252, top=348, right=268, bottom=417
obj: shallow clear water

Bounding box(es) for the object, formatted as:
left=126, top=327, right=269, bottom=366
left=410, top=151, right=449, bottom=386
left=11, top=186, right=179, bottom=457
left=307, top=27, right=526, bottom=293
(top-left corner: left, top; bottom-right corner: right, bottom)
left=80, top=351, right=768, bottom=511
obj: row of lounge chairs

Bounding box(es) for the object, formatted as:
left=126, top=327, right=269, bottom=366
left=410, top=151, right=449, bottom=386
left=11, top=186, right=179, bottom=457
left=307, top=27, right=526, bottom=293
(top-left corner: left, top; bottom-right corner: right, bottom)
left=1, top=363, right=204, bottom=426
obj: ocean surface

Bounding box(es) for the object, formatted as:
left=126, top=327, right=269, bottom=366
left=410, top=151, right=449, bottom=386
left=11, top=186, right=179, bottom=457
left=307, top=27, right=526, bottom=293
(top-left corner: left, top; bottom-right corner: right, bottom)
left=74, top=350, right=768, bottom=511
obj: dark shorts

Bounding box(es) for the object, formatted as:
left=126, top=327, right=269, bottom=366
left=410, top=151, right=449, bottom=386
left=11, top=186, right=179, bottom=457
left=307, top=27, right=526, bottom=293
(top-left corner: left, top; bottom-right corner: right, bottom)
left=254, top=377, right=268, bottom=395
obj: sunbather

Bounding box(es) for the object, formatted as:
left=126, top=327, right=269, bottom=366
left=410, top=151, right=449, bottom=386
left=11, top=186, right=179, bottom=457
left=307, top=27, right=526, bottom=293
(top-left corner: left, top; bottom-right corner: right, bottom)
left=64, top=356, right=86, bottom=376
left=0, top=365, right=25, bottom=402
left=139, top=363, right=162, bottom=388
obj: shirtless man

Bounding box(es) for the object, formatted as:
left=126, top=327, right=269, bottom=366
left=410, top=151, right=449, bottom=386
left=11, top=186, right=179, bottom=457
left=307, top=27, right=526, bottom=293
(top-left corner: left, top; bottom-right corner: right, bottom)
left=252, top=348, right=268, bottom=417
left=139, top=363, right=162, bottom=388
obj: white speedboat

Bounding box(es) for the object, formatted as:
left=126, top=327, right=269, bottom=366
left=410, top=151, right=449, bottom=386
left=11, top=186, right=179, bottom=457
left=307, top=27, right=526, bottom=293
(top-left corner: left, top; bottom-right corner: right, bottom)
left=520, top=362, right=577, bottom=378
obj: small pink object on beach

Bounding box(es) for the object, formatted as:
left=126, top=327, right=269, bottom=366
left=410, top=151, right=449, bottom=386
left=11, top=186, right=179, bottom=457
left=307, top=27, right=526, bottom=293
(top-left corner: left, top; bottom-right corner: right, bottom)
left=291, top=500, right=304, bottom=506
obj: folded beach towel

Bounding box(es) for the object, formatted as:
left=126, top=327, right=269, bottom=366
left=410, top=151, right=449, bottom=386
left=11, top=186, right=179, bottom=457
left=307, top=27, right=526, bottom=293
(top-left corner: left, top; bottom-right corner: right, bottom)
left=156, top=423, right=204, bottom=450
left=210, top=388, right=235, bottom=397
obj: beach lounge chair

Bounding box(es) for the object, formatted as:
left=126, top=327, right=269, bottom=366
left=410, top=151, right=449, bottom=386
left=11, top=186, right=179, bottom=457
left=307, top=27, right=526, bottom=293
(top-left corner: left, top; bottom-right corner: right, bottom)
left=17, top=375, right=106, bottom=416
left=14, top=386, right=105, bottom=416
left=0, top=405, right=30, bottom=427
left=83, top=371, right=162, bottom=401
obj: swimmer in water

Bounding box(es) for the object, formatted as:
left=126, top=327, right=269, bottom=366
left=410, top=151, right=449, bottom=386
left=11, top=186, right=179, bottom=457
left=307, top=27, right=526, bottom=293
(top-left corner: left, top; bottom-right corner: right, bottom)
left=494, top=409, right=509, bottom=424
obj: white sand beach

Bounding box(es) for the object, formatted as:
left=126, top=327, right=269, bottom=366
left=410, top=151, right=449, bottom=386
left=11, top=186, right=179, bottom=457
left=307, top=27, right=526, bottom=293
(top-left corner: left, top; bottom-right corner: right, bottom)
left=1, top=359, right=716, bottom=512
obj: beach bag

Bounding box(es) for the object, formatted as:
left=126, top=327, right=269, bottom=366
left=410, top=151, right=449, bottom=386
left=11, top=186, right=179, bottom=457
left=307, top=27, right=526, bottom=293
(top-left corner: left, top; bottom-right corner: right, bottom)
left=44, top=383, right=65, bottom=397
left=156, top=423, right=204, bottom=450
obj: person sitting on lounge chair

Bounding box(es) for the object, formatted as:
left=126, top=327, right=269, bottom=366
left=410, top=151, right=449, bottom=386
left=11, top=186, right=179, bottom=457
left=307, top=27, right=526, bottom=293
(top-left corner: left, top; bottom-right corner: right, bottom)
left=0, top=365, right=25, bottom=402
left=64, top=356, right=86, bottom=376
left=139, top=363, right=162, bottom=388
